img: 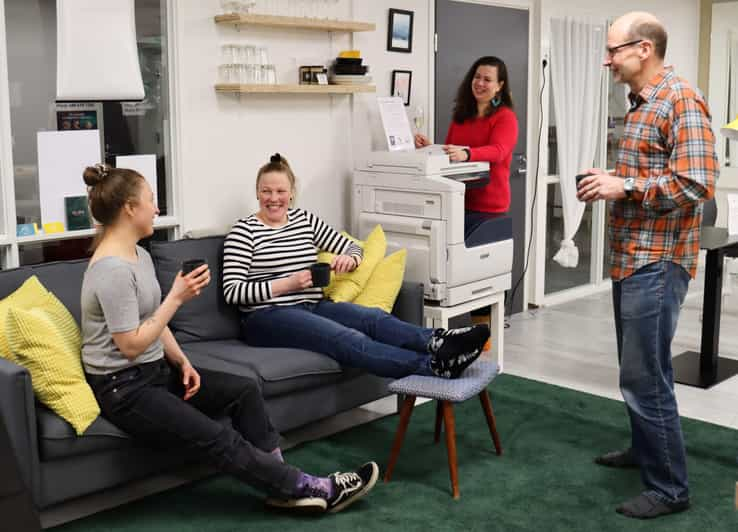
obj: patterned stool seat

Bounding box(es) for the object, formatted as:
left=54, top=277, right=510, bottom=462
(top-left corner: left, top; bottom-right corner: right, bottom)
left=384, top=359, right=503, bottom=499
left=388, top=359, right=499, bottom=402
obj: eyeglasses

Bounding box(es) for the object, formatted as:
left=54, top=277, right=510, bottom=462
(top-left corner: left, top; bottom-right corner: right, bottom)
left=605, top=39, right=643, bottom=57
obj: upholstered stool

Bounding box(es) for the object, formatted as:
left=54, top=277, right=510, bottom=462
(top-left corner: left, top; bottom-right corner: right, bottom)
left=384, top=359, right=502, bottom=499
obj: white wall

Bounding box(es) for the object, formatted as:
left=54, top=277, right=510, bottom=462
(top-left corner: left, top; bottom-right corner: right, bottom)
left=708, top=1, right=738, bottom=228
left=172, top=0, right=704, bottom=276
left=173, top=0, right=431, bottom=234
left=538, top=0, right=700, bottom=84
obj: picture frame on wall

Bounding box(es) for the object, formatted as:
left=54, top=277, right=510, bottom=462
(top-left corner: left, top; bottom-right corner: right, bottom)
left=387, top=9, right=414, bottom=53
left=391, top=70, right=412, bottom=106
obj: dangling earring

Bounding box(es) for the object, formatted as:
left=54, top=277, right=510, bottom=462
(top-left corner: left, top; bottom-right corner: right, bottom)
left=491, top=95, right=501, bottom=108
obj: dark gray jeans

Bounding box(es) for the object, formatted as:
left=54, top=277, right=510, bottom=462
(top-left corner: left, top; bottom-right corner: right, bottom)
left=86, top=358, right=300, bottom=498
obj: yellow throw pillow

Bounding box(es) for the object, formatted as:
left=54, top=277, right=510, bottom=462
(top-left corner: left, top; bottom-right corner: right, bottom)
left=6, top=292, right=99, bottom=435
left=353, top=249, right=407, bottom=313
left=0, top=276, right=49, bottom=363
left=323, top=225, right=387, bottom=303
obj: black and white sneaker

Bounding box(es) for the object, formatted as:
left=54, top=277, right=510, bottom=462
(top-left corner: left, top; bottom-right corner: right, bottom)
left=264, top=495, right=327, bottom=512
left=326, top=461, right=379, bottom=514
left=428, top=324, right=489, bottom=359
left=431, top=348, right=483, bottom=379
left=429, top=325, right=489, bottom=378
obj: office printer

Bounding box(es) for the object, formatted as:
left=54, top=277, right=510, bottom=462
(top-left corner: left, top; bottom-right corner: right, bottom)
left=353, top=150, right=513, bottom=307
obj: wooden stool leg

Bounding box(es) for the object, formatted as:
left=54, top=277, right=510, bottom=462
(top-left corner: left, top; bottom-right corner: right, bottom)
left=441, top=401, right=460, bottom=499
left=479, top=390, right=502, bottom=455
left=434, top=400, right=443, bottom=443
left=384, top=395, right=417, bottom=482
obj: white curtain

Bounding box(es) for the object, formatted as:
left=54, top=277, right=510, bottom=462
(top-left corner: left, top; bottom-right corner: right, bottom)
left=549, top=17, right=606, bottom=268
left=57, top=0, right=144, bottom=101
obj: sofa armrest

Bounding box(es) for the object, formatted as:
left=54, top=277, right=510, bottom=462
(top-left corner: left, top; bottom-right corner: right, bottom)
left=0, top=358, right=41, bottom=506
left=391, top=282, right=424, bottom=326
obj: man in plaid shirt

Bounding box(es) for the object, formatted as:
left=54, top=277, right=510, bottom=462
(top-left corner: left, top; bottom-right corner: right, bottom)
left=577, top=11, right=718, bottom=519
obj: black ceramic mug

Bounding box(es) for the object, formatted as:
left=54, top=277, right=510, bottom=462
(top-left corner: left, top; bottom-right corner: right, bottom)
left=182, top=259, right=207, bottom=275
left=309, top=263, right=331, bottom=288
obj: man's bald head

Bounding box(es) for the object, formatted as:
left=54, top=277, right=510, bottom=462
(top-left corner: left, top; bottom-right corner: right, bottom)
left=611, top=11, right=668, bottom=59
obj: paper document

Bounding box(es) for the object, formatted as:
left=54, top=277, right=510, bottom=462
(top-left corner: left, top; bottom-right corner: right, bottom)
left=416, top=144, right=447, bottom=156
left=377, top=96, right=414, bottom=152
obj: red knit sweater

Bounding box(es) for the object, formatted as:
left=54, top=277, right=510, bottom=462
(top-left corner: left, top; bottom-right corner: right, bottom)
left=445, top=106, right=519, bottom=213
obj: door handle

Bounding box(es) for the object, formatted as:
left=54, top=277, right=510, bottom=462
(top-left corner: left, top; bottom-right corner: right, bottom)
left=515, top=153, right=527, bottom=177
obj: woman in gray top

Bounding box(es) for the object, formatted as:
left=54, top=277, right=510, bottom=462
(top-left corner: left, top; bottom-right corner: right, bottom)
left=80, top=163, right=377, bottom=514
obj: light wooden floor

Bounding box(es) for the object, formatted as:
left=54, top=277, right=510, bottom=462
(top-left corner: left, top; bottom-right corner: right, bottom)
left=503, top=264, right=738, bottom=430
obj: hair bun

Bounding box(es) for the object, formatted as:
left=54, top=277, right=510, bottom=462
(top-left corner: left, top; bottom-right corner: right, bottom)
left=270, top=153, right=282, bottom=163
left=83, top=163, right=110, bottom=187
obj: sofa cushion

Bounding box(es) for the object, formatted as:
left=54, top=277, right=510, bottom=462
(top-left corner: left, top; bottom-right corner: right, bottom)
left=149, top=237, right=241, bottom=342
left=0, top=276, right=50, bottom=362
left=37, top=405, right=131, bottom=461
left=353, top=249, right=407, bottom=312
left=180, top=340, right=356, bottom=398
left=7, top=296, right=100, bottom=435
left=321, top=225, right=387, bottom=303
left=0, top=260, right=88, bottom=325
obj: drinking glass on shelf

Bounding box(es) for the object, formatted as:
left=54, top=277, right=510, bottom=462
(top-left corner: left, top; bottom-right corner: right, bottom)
left=325, top=0, right=338, bottom=20
left=220, top=0, right=238, bottom=14
left=238, top=0, right=256, bottom=14
left=244, top=64, right=257, bottom=84
left=218, top=64, right=238, bottom=84
left=265, top=64, right=277, bottom=84
left=221, top=44, right=236, bottom=64
left=256, top=46, right=269, bottom=65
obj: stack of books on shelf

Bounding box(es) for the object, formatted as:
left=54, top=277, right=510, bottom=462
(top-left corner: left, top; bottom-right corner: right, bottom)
left=330, top=50, right=371, bottom=85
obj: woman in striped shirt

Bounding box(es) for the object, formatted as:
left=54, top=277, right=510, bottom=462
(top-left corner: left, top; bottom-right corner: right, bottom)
left=222, top=154, right=489, bottom=379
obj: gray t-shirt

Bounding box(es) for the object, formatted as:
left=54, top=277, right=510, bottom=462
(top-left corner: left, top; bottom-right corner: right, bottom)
left=81, top=246, right=164, bottom=374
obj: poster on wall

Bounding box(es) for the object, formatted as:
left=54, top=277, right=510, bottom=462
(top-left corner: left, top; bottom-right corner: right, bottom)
left=52, top=102, right=105, bottom=159
left=54, top=102, right=102, bottom=131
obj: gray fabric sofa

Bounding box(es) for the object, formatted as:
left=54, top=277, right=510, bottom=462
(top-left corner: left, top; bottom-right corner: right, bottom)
left=0, top=235, right=423, bottom=510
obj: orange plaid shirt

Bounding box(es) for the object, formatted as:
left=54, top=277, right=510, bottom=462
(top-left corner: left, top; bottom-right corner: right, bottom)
left=609, top=68, right=718, bottom=281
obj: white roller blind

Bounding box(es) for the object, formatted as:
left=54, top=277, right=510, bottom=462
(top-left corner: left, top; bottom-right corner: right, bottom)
left=56, top=0, right=144, bottom=101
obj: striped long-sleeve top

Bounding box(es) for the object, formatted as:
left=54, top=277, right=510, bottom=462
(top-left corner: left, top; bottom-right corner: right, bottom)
left=222, top=208, right=363, bottom=311
left=609, top=67, right=718, bottom=281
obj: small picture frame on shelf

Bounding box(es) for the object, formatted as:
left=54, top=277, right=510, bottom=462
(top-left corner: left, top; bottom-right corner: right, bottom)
left=391, top=70, right=412, bottom=106
left=387, top=9, right=414, bottom=53
left=316, top=72, right=328, bottom=85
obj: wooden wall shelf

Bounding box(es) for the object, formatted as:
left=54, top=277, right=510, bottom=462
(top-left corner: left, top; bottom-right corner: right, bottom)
left=215, top=83, right=375, bottom=94
left=214, top=13, right=375, bottom=32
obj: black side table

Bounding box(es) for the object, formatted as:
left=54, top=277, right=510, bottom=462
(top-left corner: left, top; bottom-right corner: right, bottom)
left=0, top=417, right=40, bottom=532
left=673, top=226, right=738, bottom=388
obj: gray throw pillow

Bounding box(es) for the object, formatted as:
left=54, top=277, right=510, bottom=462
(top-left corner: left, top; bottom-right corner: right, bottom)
left=149, top=236, right=241, bottom=342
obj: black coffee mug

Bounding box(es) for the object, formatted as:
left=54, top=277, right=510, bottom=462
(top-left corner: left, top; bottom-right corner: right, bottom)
left=182, top=259, right=207, bottom=275
left=575, top=172, right=594, bottom=188
left=309, top=263, right=331, bottom=288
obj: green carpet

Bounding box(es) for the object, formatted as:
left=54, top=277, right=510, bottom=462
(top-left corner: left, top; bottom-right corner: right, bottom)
left=53, top=374, right=738, bottom=532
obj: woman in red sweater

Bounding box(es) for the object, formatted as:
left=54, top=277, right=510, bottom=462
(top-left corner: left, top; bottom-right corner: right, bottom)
left=415, top=56, right=519, bottom=214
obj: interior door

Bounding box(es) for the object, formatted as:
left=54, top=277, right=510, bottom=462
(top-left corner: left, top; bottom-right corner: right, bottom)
left=435, top=0, right=529, bottom=314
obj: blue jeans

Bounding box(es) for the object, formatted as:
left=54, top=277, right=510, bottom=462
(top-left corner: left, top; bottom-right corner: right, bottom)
left=241, top=300, right=436, bottom=378
left=612, top=261, right=690, bottom=504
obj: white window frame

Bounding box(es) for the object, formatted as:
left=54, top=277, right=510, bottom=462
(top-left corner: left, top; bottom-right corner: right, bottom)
left=530, top=40, right=613, bottom=308
left=0, top=0, right=181, bottom=269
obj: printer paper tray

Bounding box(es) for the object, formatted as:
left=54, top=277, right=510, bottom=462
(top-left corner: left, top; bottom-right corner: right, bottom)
left=358, top=212, right=513, bottom=289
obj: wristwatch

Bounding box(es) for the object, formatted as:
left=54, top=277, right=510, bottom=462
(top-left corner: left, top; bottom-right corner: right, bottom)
left=623, top=177, right=635, bottom=198
left=462, top=148, right=471, bottom=161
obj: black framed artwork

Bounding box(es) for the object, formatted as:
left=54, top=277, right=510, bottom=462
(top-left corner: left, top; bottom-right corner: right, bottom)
left=387, top=9, right=414, bottom=53
left=391, top=70, right=412, bottom=106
